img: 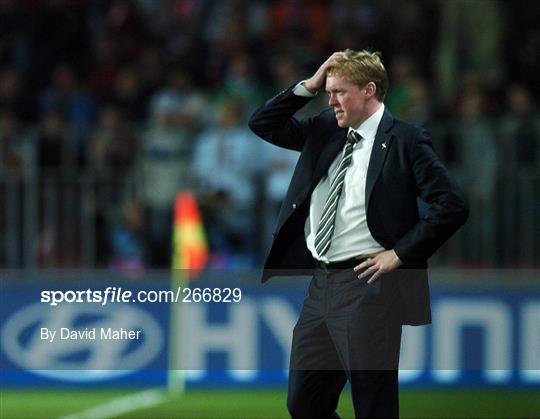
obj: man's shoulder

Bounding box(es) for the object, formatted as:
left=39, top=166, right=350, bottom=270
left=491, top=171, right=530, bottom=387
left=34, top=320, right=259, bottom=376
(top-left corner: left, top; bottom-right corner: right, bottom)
left=390, top=114, right=424, bottom=134
left=303, top=107, right=340, bottom=132
left=388, top=113, right=428, bottom=144
left=318, top=107, right=337, bottom=123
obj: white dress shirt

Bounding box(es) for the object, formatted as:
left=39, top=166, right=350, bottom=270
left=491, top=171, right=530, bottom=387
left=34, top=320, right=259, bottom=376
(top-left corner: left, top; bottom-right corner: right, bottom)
left=294, top=83, right=386, bottom=262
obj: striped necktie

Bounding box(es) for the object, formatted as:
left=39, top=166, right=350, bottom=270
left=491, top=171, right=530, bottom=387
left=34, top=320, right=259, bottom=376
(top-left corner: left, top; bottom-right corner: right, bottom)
left=314, top=130, right=362, bottom=257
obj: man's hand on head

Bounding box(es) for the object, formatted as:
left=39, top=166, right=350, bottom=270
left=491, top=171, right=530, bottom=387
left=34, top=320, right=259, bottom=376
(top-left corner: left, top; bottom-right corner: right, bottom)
left=354, top=249, right=403, bottom=284
left=303, top=51, right=345, bottom=94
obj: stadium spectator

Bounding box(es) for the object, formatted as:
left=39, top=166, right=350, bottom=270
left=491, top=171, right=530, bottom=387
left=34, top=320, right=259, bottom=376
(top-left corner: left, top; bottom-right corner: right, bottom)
left=138, top=88, right=195, bottom=267
left=36, top=110, right=66, bottom=172
left=193, top=99, right=261, bottom=264
left=499, top=84, right=540, bottom=173
left=497, top=84, right=540, bottom=265
left=0, top=108, right=35, bottom=179
left=110, top=66, right=148, bottom=122
left=386, top=55, right=431, bottom=125
left=434, top=0, right=505, bottom=105
left=135, top=42, right=165, bottom=102
left=0, top=68, right=34, bottom=122
left=86, top=35, right=121, bottom=101
left=109, top=199, right=148, bottom=271
left=214, top=53, right=265, bottom=113
left=90, top=106, right=124, bottom=176
left=39, top=64, right=97, bottom=167
left=454, top=90, right=497, bottom=265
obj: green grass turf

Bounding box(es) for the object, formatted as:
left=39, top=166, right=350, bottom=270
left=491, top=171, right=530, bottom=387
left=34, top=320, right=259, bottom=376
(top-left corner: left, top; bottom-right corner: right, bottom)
left=1, top=389, right=539, bottom=418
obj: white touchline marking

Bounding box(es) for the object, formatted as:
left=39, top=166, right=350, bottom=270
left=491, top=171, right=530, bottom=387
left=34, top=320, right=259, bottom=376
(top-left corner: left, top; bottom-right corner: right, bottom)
left=58, top=389, right=167, bottom=419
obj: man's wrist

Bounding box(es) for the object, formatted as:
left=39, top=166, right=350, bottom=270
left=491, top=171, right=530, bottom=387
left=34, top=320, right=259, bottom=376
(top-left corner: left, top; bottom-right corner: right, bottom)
left=302, top=80, right=320, bottom=95
left=391, top=249, right=403, bottom=266
left=293, top=81, right=317, bottom=98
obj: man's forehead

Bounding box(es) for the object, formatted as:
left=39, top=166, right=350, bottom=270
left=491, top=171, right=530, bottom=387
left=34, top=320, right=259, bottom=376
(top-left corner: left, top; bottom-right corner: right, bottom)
left=325, top=73, right=357, bottom=90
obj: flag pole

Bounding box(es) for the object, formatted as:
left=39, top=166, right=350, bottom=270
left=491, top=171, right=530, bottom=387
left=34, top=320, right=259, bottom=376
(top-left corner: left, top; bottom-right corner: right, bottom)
left=167, top=269, right=187, bottom=394
left=167, top=191, right=209, bottom=395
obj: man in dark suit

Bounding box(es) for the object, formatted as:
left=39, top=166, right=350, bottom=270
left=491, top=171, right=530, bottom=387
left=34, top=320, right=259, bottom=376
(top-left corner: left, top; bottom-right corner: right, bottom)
left=249, top=50, right=468, bottom=418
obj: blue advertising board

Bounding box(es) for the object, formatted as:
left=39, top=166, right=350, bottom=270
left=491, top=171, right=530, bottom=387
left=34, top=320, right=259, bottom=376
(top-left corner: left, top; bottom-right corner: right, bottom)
left=0, top=275, right=170, bottom=387
left=1, top=270, right=538, bottom=388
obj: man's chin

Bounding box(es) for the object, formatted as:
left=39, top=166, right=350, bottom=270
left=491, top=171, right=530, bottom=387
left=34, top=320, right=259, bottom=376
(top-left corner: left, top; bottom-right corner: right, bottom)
left=336, top=119, right=348, bottom=128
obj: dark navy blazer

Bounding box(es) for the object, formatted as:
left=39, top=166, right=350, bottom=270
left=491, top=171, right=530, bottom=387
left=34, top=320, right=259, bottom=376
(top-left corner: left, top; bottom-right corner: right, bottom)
left=249, top=84, right=468, bottom=325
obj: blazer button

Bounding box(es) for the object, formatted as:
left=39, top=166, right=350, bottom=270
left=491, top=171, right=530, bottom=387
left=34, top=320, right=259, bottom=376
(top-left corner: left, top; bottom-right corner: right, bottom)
left=292, top=203, right=297, bottom=209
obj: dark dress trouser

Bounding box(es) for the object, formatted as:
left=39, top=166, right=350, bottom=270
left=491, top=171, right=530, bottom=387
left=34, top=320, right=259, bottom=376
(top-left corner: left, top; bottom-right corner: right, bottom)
left=287, top=265, right=403, bottom=419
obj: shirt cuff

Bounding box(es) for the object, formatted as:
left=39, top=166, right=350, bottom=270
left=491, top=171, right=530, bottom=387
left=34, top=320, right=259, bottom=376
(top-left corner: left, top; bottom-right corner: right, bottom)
left=293, top=81, right=317, bottom=97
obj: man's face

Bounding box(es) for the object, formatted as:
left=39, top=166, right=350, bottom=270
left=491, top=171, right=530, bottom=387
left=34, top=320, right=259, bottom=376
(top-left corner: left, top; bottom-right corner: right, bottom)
left=325, top=74, right=367, bottom=128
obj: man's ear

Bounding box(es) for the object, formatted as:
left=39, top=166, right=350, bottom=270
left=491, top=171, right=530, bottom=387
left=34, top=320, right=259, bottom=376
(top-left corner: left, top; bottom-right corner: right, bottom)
left=365, top=82, right=376, bottom=98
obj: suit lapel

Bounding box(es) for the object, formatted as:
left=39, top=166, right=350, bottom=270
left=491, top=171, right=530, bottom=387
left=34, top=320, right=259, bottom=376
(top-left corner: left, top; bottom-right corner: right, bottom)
left=304, top=110, right=394, bottom=207
left=311, top=128, right=348, bottom=187
left=365, top=110, right=394, bottom=207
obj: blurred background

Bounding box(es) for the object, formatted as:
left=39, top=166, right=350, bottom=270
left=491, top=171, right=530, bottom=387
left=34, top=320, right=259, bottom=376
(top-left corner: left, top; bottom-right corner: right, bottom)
left=1, top=1, right=539, bottom=418
left=1, top=0, right=539, bottom=270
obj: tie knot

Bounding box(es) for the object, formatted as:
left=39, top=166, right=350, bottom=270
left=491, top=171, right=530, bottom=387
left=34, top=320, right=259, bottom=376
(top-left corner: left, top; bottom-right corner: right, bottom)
left=347, top=130, right=361, bottom=145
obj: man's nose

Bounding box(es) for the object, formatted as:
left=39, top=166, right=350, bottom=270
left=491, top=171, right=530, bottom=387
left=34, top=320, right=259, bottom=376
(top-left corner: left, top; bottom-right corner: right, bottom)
left=328, top=93, right=337, bottom=106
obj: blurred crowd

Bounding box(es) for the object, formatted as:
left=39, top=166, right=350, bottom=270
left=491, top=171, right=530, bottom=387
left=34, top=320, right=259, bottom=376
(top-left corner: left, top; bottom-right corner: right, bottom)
left=1, top=0, right=539, bottom=270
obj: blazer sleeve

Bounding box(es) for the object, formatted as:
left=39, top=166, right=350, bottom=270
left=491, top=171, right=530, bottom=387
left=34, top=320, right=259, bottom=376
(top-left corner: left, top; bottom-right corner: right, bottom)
left=248, top=84, right=315, bottom=151
left=393, top=128, right=469, bottom=264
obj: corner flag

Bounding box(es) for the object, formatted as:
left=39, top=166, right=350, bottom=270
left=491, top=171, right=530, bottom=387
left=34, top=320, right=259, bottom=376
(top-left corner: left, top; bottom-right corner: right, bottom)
left=172, top=191, right=209, bottom=276
left=169, top=191, right=209, bottom=394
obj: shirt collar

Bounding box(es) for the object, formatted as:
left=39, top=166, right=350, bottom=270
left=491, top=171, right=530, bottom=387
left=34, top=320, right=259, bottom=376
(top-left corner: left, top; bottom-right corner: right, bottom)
left=348, top=103, right=385, bottom=143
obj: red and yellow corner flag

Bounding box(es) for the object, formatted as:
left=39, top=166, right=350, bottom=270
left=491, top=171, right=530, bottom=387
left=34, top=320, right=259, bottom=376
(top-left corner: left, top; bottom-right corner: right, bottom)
left=172, top=191, right=209, bottom=276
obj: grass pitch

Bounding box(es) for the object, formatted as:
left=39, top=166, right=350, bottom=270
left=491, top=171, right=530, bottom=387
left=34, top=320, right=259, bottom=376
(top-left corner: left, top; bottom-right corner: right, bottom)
left=1, top=389, right=539, bottom=418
